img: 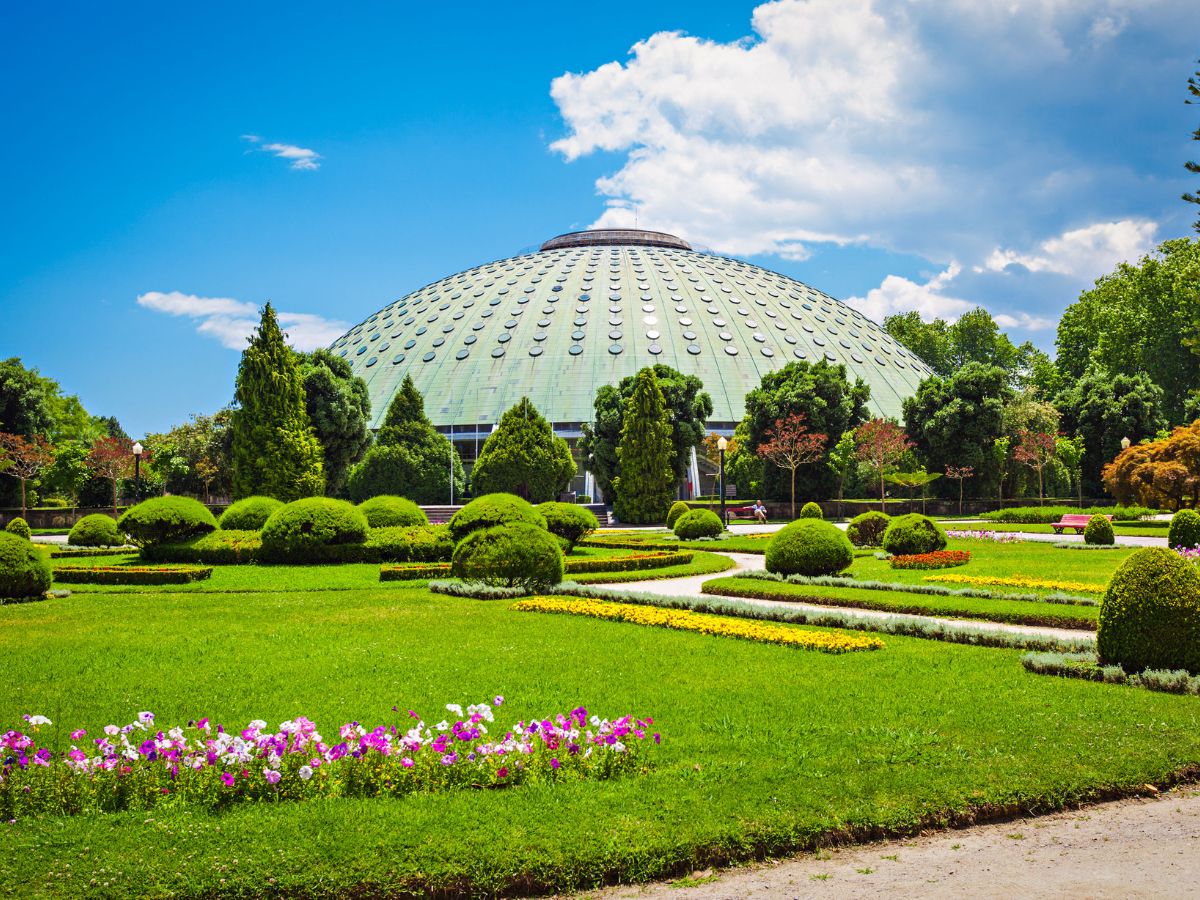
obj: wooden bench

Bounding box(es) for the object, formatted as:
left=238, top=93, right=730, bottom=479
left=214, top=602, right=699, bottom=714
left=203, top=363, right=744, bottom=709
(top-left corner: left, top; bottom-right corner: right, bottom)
left=1050, top=513, right=1112, bottom=534
left=728, top=505, right=767, bottom=521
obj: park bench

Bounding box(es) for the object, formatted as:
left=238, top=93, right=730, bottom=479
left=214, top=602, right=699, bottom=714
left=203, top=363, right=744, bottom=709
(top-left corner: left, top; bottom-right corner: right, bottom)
left=1050, top=513, right=1112, bottom=534
left=728, top=505, right=762, bottom=521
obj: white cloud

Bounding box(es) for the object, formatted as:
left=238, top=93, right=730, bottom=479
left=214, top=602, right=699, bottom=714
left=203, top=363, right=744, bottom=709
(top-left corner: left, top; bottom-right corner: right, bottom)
left=846, top=264, right=974, bottom=322
left=993, top=311, right=1056, bottom=331
left=981, top=219, right=1157, bottom=279
left=137, top=291, right=346, bottom=351
left=241, top=134, right=322, bottom=171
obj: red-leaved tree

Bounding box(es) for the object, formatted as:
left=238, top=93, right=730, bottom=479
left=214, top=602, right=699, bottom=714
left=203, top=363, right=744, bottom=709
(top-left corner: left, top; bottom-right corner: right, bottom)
left=1013, top=429, right=1057, bottom=506
left=945, top=465, right=975, bottom=516
left=854, top=419, right=914, bottom=512
left=0, top=432, right=55, bottom=518
left=756, top=413, right=827, bottom=519
left=85, top=436, right=138, bottom=514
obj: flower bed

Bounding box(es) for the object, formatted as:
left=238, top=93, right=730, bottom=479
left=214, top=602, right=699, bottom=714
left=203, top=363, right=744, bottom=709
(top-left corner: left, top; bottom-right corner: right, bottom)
left=381, top=551, right=696, bottom=582
left=736, top=570, right=1096, bottom=606
left=512, top=598, right=883, bottom=653
left=889, top=550, right=970, bottom=570
left=925, top=573, right=1107, bottom=594
left=53, top=566, right=213, bottom=585
left=0, top=698, right=656, bottom=819
left=945, top=530, right=1020, bottom=543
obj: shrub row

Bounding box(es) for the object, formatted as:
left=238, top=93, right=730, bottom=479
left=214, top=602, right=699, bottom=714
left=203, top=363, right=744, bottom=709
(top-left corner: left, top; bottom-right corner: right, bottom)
left=53, top=566, right=213, bottom=585
left=980, top=504, right=1157, bottom=524
left=380, top=563, right=452, bottom=581
left=564, top=551, right=694, bottom=574
left=50, top=547, right=131, bottom=558
left=144, top=525, right=454, bottom=565
left=1022, top=651, right=1200, bottom=696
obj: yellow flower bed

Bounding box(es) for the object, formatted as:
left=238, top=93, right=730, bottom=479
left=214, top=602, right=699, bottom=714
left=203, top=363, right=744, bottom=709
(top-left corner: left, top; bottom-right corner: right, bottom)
left=924, top=573, right=1107, bottom=594
left=512, top=598, right=883, bottom=653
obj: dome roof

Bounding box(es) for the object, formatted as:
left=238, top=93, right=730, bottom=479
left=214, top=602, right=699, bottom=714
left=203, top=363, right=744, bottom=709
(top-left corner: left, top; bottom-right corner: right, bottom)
left=329, top=230, right=933, bottom=430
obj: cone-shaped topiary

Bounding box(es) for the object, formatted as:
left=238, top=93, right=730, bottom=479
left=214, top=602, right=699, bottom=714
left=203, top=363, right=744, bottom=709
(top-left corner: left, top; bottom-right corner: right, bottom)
left=673, top=508, right=724, bottom=539
left=666, top=501, right=691, bottom=529
left=881, top=513, right=947, bottom=556
left=612, top=369, right=676, bottom=524
left=765, top=519, right=854, bottom=576
left=0, top=531, right=51, bottom=599
left=5, top=517, right=31, bottom=540
left=1168, top=509, right=1200, bottom=550
left=218, top=496, right=285, bottom=531
left=536, top=502, right=598, bottom=551
left=847, top=511, right=890, bottom=547
left=799, top=502, right=823, bottom=519
left=470, top=398, right=575, bottom=503
left=68, top=514, right=123, bottom=547
left=451, top=522, right=564, bottom=591
left=357, top=495, right=428, bottom=529
left=118, top=497, right=218, bottom=547
left=448, top=493, right=546, bottom=542
left=1083, top=514, right=1115, bottom=545
left=260, top=498, right=369, bottom=562
left=1098, top=547, right=1200, bottom=674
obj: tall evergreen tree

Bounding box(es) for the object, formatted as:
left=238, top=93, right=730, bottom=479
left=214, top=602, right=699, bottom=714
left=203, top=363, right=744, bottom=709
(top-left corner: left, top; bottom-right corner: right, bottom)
left=230, top=303, right=324, bottom=501
left=296, top=349, right=372, bottom=496
left=470, top=397, right=574, bottom=503
left=612, top=369, right=675, bottom=524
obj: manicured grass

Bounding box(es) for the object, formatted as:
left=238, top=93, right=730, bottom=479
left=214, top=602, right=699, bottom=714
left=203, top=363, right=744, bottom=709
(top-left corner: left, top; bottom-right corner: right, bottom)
left=4, top=583, right=1200, bottom=897
left=569, top=550, right=735, bottom=584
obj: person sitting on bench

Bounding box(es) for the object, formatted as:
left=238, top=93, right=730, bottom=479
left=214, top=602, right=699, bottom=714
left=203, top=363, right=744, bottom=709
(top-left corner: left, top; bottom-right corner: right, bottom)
left=752, top=500, right=768, bottom=524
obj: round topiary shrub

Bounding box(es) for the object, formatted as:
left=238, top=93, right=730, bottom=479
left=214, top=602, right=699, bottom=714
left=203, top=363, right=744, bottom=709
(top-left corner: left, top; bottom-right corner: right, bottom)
left=261, top=498, right=369, bottom=561
left=765, top=519, right=854, bottom=576
left=0, top=531, right=52, bottom=600
left=219, top=496, right=285, bottom=531
left=68, top=514, right=124, bottom=547
left=1083, top=514, right=1115, bottom=546
left=357, top=495, right=428, bottom=529
left=447, top=493, right=546, bottom=542
left=666, top=500, right=691, bottom=529
left=118, top=497, right=218, bottom=547
left=5, top=517, right=31, bottom=540
left=881, top=514, right=947, bottom=556
left=847, top=511, right=890, bottom=547
left=536, top=501, right=599, bottom=551
left=799, top=502, right=823, bottom=520
left=673, top=508, right=724, bottom=540
left=1168, top=509, right=1200, bottom=550
left=451, top=522, right=564, bottom=591
left=1097, top=547, right=1200, bottom=674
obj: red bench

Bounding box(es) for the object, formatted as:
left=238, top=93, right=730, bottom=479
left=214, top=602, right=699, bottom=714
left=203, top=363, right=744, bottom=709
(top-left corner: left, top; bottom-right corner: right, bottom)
left=1050, top=513, right=1112, bottom=535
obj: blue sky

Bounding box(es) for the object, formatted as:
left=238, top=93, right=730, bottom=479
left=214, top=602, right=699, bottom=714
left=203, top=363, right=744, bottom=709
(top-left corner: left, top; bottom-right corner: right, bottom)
left=1, top=0, right=1197, bottom=436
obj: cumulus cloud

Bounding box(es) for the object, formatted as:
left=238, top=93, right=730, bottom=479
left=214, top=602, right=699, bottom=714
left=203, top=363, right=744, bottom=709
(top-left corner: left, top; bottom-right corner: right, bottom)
left=846, top=264, right=974, bottom=323
left=137, top=291, right=346, bottom=351
left=980, top=219, right=1157, bottom=279
left=242, top=134, right=322, bottom=171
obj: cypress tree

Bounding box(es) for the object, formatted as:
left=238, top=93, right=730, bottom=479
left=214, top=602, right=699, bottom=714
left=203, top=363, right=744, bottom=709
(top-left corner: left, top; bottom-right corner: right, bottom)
left=470, top=397, right=575, bottom=502
left=612, top=368, right=675, bottom=524
left=231, top=303, right=325, bottom=501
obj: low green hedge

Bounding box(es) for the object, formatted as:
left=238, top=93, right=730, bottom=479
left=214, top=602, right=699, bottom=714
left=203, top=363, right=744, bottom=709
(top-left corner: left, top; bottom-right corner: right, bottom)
left=980, top=504, right=1158, bottom=524
left=380, top=563, right=452, bottom=581
left=53, top=566, right=213, bottom=585
left=145, top=525, right=454, bottom=565
left=51, top=547, right=133, bottom=559
left=564, top=551, right=694, bottom=574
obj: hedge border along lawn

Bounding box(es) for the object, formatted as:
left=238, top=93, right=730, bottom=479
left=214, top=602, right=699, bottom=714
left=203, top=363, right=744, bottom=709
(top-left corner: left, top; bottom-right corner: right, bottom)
left=975, top=522, right=1168, bottom=537
left=49, top=546, right=135, bottom=558
left=582, top=532, right=775, bottom=554
left=380, top=551, right=731, bottom=584
left=1021, top=651, right=1200, bottom=696
left=52, top=565, right=213, bottom=585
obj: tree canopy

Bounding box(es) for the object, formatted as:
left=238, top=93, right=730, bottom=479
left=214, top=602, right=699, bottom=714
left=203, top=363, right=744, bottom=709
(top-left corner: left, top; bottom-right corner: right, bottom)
left=611, top=369, right=676, bottom=524
left=884, top=308, right=1046, bottom=385
left=470, top=397, right=575, bottom=503
left=296, top=349, right=372, bottom=496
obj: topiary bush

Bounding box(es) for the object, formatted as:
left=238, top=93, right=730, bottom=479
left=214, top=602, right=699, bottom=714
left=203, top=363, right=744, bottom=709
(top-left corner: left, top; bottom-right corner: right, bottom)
left=118, top=497, right=218, bottom=547
left=68, top=514, right=124, bottom=547
left=673, top=509, right=724, bottom=540
left=1168, top=509, right=1200, bottom=550
left=1098, top=547, right=1200, bottom=674
left=799, top=502, right=823, bottom=520
left=450, top=522, right=564, bottom=591
left=447, top=493, right=546, bottom=542
left=881, top=514, right=947, bottom=556
left=536, top=501, right=598, bottom=551
left=218, top=496, right=284, bottom=531
left=666, top=501, right=691, bottom=529
left=847, top=511, right=890, bottom=547
left=5, top=518, right=31, bottom=540
left=1083, top=514, right=1115, bottom=546
left=260, top=498, right=369, bottom=562
left=357, top=495, right=428, bottom=529
left=765, top=519, right=854, bottom=577
left=0, top=531, right=52, bottom=600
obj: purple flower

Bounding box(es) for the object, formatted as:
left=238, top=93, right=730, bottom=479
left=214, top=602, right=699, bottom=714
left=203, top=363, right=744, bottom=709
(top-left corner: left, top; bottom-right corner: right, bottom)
left=493, top=696, right=504, bottom=707
left=264, top=769, right=281, bottom=784
left=497, top=766, right=508, bottom=779
left=550, top=758, right=560, bottom=770
left=70, top=729, right=86, bottom=741
left=220, top=772, right=235, bottom=787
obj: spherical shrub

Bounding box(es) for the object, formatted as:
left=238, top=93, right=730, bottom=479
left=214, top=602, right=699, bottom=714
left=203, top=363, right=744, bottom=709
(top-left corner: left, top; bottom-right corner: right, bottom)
left=673, top=508, right=724, bottom=540
left=765, top=519, right=854, bottom=576
left=261, top=498, right=369, bottom=561
left=881, top=514, right=947, bottom=556
left=0, top=531, right=51, bottom=599
left=847, top=511, right=890, bottom=547
left=666, top=500, right=691, bottom=529
left=1168, top=509, right=1200, bottom=550
left=537, top=501, right=598, bottom=551
left=219, top=496, right=284, bottom=531
left=4, top=518, right=31, bottom=540
left=451, top=522, right=564, bottom=591
left=1083, top=514, right=1115, bottom=546
left=118, top=497, right=218, bottom=547
left=357, top=495, right=428, bottom=529
left=447, top=493, right=546, bottom=541
left=799, top=502, right=823, bottom=520
left=1098, top=547, right=1200, bottom=674
left=68, top=514, right=123, bottom=547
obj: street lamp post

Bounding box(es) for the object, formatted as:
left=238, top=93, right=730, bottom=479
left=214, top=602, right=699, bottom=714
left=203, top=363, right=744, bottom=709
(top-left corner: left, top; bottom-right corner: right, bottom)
left=449, top=440, right=454, bottom=506
left=717, top=436, right=728, bottom=527
left=132, top=442, right=143, bottom=502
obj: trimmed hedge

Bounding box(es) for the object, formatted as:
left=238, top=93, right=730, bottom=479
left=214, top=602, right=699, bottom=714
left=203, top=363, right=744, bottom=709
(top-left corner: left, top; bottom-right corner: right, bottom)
left=566, top=550, right=694, bottom=575
left=68, top=514, right=124, bottom=547
left=881, top=514, right=947, bottom=556
left=260, top=498, right=369, bottom=563
left=51, top=547, right=132, bottom=558
left=537, top=502, right=599, bottom=550
left=765, top=520, right=853, bottom=577
left=54, top=566, right=212, bottom=585
left=666, top=501, right=690, bottom=529
left=145, top=525, right=454, bottom=565
left=1097, top=548, right=1200, bottom=675
left=5, top=518, right=31, bottom=540
left=380, top=563, right=451, bottom=581
left=981, top=504, right=1158, bottom=524
left=1083, top=514, right=1115, bottom=546
left=0, top=531, right=52, bottom=600
left=357, top=495, right=427, bottom=529
left=448, top=493, right=546, bottom=541
left=218, top=496, right=284, bottom=531
left=450, top=522, right=563, bottom=591
left=799, top=502, right=823, bottom=520
left=673, top=509, right=723, bottom=540
left=1168, top=509, right=1200, bottom=550
left=846, top=511, right=889, bottom=547
left=118, top=497, right=218, bottom=547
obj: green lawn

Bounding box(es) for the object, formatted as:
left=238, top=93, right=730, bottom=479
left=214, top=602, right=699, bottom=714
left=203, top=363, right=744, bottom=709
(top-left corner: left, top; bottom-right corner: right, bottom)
left=5, top=569, right=1200, bottom=896
left=968, top=522, right=1168, bottom=537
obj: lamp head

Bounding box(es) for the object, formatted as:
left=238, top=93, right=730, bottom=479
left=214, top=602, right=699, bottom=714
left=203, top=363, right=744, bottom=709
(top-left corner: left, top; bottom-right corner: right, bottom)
left=1120, top=436, right=1131, bottom=450
left=132, top=442, right=144, bottom=456
left=716, top=436, right=728, bottom=452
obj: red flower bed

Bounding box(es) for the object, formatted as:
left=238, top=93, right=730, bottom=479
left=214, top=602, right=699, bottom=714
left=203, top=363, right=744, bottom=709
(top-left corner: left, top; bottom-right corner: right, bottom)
left=889, top=550, right=971, bottom=570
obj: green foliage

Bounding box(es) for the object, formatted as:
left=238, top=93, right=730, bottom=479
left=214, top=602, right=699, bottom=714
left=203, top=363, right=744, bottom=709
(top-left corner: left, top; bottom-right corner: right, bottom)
left=143, top=410, right=233, bottom=501
left=347, top=439, right=464, bottom=506
left=799, top=502, right=823, bottom=519
left=673, top=509, right=724, bottom=540
left=724, top=420, right=763, bottom=499
left=294, top=350, right=372, bottom=496
left=1097, top=548, right=1200, bottom=674
left=38, top=498, right=67, bottom=509
left=260, top=498, right=369, bottom=562
left=536, top=502, right=598, bottom=550
left=4, top=517, right=30, bottom=540
left=41, top=440, right=91, bottom=509
left=1083, top=514, right=1115, bottom=545
left=447, top=493, right=546, bottom=542
left=1169, top=509, right=1200, bottom=550
left=764, top=519, right=853, bottom=577
left=357, top=496, right=428, bottom=528
left=218, top=496, right=285, bottom=531
left=981, top=505, right=1158, bottom=524
left=450, top=522, right=564, bottom=591
left=378, top=375, right=431, bottom=438
left=470, top=398, right=574, bottom=503
left=230, top=304, right=325, bottom=501
left=54, top=566, right=212, bottom=585
left=145, top=525, right=453, bottom=565
left=666, top=501, right=691, bottom=529
left=118, top=497, right=217, bottom=547
left=881, top=514, right=947, bottom=556
left=884, top=308, right=1038, bottom=381
left=0, top=531, right=51, bottom=599
left=847, top=511, right=890, bottom=547
left=612, top=369, right=676, bottom=524
left=68, top=514, right=123, bottom=547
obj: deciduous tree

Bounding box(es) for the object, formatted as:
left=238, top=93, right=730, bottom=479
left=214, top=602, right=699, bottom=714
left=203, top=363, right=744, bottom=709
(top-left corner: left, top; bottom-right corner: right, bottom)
left=0, top=433, right=53, bottom=517
left=1013, top=429, right=1057, bottom=506
left=945, top=465, right=974, bottom=516
left=755, top=413, right=826, bottom=519
left=854, top=419, right=913, bottom=511
left=85, top=436, right=137, bottom=514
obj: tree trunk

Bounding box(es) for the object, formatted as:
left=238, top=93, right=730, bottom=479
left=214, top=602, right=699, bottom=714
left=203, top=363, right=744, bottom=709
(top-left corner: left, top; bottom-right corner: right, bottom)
left=879, top=471, right=886, bottom=512
left=837, top=480, right=844, bottom=521
left=958, top=481, right=964, bottom=517
left=790, top=467, right=796, bottom=520
left=19, top=477, right=27, bottom=519
left=111, top=478, right=118, bottom=515
left=1037, top=468, right=1044, bottom=506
